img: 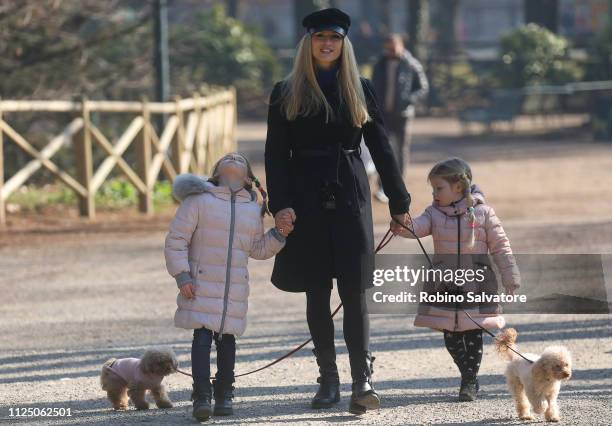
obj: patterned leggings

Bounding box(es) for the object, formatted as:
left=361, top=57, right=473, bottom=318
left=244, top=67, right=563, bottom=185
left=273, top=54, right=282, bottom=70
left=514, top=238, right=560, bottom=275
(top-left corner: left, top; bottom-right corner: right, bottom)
left=443, top=329, right=483, bottom=379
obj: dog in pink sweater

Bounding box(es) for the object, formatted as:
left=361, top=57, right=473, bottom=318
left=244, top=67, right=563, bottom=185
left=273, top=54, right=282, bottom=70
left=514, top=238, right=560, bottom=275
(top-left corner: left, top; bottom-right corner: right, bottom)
left=100, top=348, right=178, bottom=410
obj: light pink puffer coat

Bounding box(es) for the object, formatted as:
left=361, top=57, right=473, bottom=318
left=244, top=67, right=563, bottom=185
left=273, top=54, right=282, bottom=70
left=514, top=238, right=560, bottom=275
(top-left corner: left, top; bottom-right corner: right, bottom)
left=403, top=185, right=520, bottom=331
left=164, top=174, right=285, bottom=336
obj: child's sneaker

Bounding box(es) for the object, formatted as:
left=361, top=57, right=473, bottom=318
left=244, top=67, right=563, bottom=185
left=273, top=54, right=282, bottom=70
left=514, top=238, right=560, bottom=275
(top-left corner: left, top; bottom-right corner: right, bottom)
left=458, top=376, right=479, bottom=401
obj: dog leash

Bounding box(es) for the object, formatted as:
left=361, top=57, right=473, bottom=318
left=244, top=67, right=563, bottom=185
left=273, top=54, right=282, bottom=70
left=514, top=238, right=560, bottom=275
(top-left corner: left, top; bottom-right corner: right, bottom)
left=233, top=229, right=394, bottom=378
left=176, top=368, right=194, bottom=377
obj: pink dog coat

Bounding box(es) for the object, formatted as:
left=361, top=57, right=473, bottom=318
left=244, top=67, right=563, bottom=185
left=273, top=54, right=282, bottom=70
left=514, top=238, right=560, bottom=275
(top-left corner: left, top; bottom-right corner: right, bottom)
left=105, top=358, right=163, bottom=388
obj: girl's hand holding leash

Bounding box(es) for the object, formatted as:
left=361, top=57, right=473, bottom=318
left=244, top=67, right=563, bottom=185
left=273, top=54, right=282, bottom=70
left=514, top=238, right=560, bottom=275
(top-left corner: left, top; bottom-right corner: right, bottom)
left=390, top=213, right=411, bottom=235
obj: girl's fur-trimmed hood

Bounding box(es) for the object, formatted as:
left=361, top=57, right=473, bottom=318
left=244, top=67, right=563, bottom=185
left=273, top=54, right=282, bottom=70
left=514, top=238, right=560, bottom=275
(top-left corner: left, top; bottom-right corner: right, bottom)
left=172, top=173, right=256, bottom=203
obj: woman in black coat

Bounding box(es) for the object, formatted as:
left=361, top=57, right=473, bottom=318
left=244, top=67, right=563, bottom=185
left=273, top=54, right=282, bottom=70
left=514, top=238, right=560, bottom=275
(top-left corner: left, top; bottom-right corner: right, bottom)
left=264, top=8, right=411, bottom=415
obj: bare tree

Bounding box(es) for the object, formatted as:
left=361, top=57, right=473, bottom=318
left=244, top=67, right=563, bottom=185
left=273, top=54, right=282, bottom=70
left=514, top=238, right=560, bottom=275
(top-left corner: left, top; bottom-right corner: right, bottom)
left=524, top=0, right=559, bottom=33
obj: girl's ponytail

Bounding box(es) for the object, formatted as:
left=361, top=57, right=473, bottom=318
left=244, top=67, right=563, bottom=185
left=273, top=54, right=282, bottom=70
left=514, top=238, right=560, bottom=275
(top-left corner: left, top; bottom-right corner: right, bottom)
left=461, top=173, right=477, bottom=249
left=249, top=171, right=271, bottom=217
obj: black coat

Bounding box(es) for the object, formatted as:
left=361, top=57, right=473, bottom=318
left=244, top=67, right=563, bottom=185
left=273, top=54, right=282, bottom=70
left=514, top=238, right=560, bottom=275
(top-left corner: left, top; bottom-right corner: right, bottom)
left=264, top=77, right=411, bottom=293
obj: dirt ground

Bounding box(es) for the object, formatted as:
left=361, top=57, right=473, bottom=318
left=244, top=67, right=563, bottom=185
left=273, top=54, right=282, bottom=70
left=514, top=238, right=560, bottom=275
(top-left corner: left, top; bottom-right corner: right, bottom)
left=0, top=117, right=611, bottom=425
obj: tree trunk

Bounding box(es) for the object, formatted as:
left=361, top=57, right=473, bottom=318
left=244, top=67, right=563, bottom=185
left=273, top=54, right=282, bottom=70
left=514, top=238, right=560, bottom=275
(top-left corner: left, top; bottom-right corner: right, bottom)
left=294, top=0, right=319, bottom=43
left=226, top=0, right=240, bottom=18
left=406, top=0, right=428, bottom=60
left=524, top=0, right=558, bottom=33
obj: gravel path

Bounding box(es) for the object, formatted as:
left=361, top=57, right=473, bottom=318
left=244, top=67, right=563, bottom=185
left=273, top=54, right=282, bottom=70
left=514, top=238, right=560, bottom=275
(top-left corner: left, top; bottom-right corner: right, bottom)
left=1, top=119, right=611, bottom=424
left=0, top=222, right=610, bottom=425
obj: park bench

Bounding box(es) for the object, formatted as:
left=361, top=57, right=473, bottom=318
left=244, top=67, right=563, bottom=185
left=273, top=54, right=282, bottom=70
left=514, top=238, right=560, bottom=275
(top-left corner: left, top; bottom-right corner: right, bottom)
left=458, top=89, right=524, bottom=131
left=458, top=81, right=612, bottom=136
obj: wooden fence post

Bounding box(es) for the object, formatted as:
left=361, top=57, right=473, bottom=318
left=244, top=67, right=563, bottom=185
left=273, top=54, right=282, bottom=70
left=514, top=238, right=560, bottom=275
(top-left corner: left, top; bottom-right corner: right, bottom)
left=229, top=87, right=237, bottom=151
left=172, top=96, right=185, bottom=174
left=200, top=88, right=212, bottom=172
left=193, top=92, right=205, bottom=175
left=205, top=90, right=219, bottom=168
left=137, top=98, right=153, bottom=215
left=0, top=99, right=5, bottom=227
left=74, top=97, right=95, bottom=219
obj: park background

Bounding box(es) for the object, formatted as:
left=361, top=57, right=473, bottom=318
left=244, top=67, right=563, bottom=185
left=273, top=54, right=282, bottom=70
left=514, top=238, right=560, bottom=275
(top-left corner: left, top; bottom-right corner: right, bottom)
left=0, top=1, right=611, bottom=424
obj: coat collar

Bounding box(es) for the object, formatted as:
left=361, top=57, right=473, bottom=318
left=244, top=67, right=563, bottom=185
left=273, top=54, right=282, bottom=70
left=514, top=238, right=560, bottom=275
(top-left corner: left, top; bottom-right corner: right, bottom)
left=315, top=63, right=339, bottom=92
left=432, top=184, right=486, bottom=216
left=207, top=183, right=253, bottom=202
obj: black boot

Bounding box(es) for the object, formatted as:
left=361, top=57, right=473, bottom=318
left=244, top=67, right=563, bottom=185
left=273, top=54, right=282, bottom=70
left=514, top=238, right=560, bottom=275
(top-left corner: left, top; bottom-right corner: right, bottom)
left=191, top=381, right=212, bottom=421
left=458, top=375, right=480, bottom=401
left=311, top=347, right=340, bottom=409
left=212, top=378, right=234, bottom=416
left=348, top=351, right=380, bottom=415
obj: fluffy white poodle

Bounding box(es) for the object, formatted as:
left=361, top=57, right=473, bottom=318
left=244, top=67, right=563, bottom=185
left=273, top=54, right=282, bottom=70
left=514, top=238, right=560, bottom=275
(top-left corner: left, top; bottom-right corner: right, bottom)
left=496, top=328, right=572, bottom=422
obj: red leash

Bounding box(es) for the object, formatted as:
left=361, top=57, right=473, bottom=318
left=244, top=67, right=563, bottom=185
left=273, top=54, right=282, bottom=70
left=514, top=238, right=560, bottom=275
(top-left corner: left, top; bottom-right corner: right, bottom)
left=175, top=228, right=396, bottom=379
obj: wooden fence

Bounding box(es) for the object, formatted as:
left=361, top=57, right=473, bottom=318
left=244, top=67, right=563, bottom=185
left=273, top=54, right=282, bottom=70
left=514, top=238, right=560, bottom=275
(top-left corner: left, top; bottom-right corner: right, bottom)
left=0, top=89, right=237, bottom=226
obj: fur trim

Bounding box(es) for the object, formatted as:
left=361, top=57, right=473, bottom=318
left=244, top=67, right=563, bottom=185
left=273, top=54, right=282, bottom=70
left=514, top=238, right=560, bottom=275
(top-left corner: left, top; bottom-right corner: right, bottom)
left=172, top=174, right=212, bottom=201
left=470, top=184, right=486, bottom=205
left=172, top=173, right=258, bottom=202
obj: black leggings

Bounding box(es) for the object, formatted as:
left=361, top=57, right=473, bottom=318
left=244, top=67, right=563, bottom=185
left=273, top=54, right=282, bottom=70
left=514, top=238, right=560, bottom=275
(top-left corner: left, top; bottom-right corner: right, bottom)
left=443, top=329, right=483, bottom=379
left=192, top=327, right=235, bottom=385
left=306, top=285, right=369, bottom=355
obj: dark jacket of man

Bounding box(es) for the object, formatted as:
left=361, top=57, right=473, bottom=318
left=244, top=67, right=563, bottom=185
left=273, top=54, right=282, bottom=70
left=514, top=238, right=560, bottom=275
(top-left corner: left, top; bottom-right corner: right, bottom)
left=372, top=50, right=428, bottom=118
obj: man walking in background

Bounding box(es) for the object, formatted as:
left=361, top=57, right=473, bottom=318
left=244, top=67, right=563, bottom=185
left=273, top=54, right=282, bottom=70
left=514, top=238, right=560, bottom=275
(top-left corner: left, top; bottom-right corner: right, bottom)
left=371, top=33, right=428, bottom=203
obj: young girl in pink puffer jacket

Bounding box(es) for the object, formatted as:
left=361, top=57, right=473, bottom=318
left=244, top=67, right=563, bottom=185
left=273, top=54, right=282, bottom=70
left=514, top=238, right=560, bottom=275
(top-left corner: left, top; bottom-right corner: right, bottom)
left=399, top=157, right=520, bottom=402
left=164, top=153, right=289, bottom=421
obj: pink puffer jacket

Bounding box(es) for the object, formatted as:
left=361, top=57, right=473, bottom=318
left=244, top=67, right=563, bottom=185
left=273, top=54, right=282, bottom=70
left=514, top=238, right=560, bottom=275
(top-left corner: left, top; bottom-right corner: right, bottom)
left=402, top=185, right=520, bottom=331
left=164, top=174, right=285, bottom=336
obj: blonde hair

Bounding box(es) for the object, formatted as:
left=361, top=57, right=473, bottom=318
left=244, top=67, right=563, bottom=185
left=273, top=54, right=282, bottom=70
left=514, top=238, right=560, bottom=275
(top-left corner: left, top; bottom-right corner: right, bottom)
left=278, top=33, right=370, bottom=127
left=209, top=152, right=271, bottom=217
left=428, top=157, right=477, bottom=248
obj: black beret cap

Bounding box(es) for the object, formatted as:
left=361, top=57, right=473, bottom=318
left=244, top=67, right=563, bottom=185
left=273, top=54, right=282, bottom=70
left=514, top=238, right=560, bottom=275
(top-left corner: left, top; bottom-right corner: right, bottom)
left=302, top=7, right=351, bottom=36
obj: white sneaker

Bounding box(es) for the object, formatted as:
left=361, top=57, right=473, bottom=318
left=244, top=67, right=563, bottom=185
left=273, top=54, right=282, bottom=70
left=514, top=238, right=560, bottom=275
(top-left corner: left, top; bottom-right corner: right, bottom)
left=374, top=189, right=389, bottom=203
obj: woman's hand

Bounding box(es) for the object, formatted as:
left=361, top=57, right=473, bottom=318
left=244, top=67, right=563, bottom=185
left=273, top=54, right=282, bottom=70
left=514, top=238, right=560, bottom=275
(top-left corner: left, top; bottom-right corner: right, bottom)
left=180, top=283, right=195, bottom=299
left=275, top=208, right=296, bottom=236
left=390, top=213, right=411, bottom=235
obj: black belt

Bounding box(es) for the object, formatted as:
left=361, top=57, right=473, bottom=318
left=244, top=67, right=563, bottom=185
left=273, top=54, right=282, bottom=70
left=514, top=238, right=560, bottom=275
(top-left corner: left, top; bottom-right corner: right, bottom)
left=292, top=146, right=361, bottom=157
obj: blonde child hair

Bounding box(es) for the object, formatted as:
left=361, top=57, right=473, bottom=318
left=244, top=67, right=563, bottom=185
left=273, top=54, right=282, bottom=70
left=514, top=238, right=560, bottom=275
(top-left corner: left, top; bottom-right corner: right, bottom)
left=428, top=157, right=477, bottom=248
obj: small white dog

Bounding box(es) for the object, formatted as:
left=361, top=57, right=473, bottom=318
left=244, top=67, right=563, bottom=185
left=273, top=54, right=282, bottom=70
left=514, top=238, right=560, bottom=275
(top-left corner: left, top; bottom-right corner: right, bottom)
left=495, top=328, right=572, bottom=422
